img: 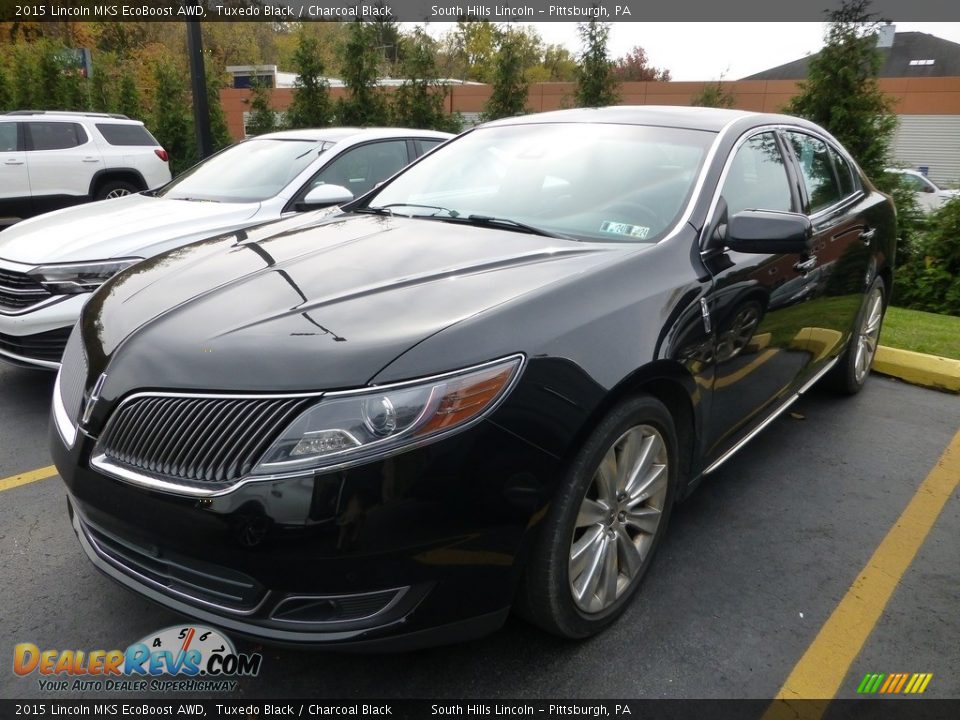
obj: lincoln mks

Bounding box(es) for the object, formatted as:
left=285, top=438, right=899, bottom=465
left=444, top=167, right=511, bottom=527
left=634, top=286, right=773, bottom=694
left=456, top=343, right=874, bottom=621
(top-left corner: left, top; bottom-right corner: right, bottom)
left=52, top=107, right=895, bottom=649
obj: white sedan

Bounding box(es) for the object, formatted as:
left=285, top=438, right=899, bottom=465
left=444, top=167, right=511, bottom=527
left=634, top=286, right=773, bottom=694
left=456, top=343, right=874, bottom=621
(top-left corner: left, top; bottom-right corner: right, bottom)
left=0, top=127, right=451, bottom=369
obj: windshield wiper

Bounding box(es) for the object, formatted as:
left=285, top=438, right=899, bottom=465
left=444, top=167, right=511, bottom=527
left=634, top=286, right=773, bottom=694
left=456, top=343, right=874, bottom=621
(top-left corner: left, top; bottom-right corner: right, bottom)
left=448, top=214, right=572, bottom=240
left=362, top=203, right=459, bottom=218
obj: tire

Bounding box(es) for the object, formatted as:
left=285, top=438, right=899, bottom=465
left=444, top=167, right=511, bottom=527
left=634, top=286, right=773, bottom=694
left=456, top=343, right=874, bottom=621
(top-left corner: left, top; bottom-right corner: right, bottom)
left=826, top=276, right=886, bottom=395
left=517, top=394, right=678, bottom=639
left=94, top=180, right=139, bottom=201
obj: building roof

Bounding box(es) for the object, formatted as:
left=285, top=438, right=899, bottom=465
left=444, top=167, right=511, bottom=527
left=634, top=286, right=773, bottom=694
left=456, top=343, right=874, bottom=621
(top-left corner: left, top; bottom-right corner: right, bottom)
left=742, top=31, right=960, bottom=80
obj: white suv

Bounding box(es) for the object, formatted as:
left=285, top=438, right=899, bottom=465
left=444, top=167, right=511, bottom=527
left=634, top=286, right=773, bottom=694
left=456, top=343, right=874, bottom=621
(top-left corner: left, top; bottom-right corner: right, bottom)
left=0, top=111, right=171, bottom=225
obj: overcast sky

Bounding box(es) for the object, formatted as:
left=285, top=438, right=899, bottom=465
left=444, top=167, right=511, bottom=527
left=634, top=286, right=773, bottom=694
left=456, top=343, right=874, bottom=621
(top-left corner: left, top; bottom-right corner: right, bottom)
left=422, top=22, right=960, bottom=80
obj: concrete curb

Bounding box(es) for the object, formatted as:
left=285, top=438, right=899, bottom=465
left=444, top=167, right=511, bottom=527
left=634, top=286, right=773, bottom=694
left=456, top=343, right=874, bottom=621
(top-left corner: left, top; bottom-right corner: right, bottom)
left=873, top=346, right=960, bottom=394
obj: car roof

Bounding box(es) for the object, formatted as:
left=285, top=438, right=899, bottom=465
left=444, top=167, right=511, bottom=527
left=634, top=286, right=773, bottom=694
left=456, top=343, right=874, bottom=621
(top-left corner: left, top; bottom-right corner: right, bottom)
left=1, top=110, right=142, bottom=124
left=254, top=127, right=453, bottom=143
left=479, top=105, right=822, bottom=134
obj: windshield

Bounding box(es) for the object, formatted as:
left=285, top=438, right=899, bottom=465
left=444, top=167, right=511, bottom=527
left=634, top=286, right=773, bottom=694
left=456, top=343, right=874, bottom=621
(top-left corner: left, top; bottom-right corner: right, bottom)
left=363, top=123, right=715, bottom=243
left=158, top=139, right=331, bottom=203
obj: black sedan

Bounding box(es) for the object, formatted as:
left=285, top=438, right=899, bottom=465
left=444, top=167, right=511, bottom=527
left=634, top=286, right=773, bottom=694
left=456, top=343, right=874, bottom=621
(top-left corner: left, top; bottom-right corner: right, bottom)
left=51, top=107, right=895, bottom=649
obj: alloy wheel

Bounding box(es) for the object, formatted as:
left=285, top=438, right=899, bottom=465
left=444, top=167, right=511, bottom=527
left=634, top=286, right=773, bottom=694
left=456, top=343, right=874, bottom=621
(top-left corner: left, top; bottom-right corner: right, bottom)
left=568, top=424, right=669, bottom=614
left=853, top=286, right=884, bottom=385
left=105, top=188, right=132, bottom=199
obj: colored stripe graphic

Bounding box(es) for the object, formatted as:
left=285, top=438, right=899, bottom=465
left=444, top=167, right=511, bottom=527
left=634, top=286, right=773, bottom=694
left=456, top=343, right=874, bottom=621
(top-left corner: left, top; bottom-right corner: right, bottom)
left=857, top=673, right=932, bottom=694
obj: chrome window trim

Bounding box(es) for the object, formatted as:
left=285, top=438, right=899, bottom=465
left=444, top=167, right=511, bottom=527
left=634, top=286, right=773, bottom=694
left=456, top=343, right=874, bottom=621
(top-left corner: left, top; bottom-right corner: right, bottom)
left=780, top=128, right=866, bottom=219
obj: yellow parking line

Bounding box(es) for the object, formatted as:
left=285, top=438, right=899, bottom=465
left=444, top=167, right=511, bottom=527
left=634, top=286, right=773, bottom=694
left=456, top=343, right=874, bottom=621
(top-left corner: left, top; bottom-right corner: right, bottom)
left=0, top=465, right=59, bottom=492
left=764, top=428, right=960, bottom=717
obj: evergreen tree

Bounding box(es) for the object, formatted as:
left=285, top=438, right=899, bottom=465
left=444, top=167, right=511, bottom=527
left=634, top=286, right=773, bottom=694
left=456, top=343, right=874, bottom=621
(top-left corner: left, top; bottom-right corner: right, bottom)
left=37, top=48, right=63, bottom=110
left=89, top=68, right=112, bottom=113
left=337, top=21, right=390, bottom=127
left=246, top=76, right=278, bottom=136
left=286, top=33, right=333, bottom=129
left=151, top=61, right=196, bottom=174
left=117, top=71, right=142, bottom=120
left=786, top=0, right=896, bottom=183
left=392, top=28, right=461, bottom=132
left=0, top=67, right=12, bottom=112
left=13, top=47, right=37, bottom=109
left=574, top=20, right=620, bottom=108
left=482, top=29, right=529, bottom=121
left=205, top=65, right=233, bottom=151
left=60, top=69, right=89, bottom=111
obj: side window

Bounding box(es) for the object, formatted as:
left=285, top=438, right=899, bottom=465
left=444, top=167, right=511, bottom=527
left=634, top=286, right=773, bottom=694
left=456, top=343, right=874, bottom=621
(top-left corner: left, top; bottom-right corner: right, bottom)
left=786, top=132, right=842, bottom=213
left=720, top=132, right=793, bottom=216
left=27, top=122, right=87, bottom=151
left=417, top=139, right=445, bottom=155
left=0, top=123, right=18, bottom=152
left=829, top=147, right=857, bottom=197
left=307, top=141, right=409, bottom=198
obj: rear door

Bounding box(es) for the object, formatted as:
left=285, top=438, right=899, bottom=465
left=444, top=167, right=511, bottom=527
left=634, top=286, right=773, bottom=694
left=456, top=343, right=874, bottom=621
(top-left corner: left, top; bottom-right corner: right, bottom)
left=781, top=130, right=872, bottom=376
left=0, top=122, right=30, bottom=219
left=25, top=121, right=99, bottom=210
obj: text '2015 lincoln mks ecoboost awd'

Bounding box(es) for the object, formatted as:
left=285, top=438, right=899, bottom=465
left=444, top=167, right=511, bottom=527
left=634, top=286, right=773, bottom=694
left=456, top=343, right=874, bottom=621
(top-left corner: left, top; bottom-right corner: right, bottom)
left=52, top=107, right=895, bottom=650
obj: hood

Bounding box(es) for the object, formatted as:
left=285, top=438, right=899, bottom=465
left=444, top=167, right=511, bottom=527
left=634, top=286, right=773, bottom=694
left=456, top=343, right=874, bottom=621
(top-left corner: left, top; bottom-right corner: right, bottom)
left=0, top=194, right=261, bottom=264
left=84, top=214, right=627, bottom=399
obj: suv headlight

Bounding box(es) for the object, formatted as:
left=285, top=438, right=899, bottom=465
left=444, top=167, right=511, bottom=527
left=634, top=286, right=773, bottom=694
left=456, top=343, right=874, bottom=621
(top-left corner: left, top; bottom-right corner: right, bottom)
left=252, top=354, right=524, bottom=475
left=29, top=258, right=142, bottom=294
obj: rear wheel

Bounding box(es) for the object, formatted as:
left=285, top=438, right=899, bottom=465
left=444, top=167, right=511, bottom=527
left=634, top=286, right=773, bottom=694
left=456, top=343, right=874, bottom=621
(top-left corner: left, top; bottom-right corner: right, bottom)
left=518, top=395, right=677, bottom=638
left=827, top=277, right=886, bottom=395
left=95, top=180, right=138, bottom=200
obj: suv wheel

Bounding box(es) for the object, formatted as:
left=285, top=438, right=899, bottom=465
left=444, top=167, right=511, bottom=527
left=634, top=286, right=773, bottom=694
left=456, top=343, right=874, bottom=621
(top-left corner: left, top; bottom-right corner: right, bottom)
left=95, top=180, right=139, bottom=200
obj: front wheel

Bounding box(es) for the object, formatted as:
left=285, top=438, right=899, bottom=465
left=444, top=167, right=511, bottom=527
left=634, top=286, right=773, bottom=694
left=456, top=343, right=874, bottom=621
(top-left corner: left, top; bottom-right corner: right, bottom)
left=826, top=277, right=886, bottom=395
left=518, top=395, right=678, bottom=639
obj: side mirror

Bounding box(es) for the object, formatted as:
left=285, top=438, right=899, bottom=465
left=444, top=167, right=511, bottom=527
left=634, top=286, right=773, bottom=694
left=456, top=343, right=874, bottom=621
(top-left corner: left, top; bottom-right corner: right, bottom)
left=726, top=210, right=813, bottom=255
left=303, top=184, right=354, bottom=208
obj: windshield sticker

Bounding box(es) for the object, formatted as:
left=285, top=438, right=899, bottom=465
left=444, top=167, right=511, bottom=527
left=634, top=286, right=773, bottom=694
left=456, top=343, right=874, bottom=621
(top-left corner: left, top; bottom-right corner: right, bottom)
left=600, top=221, right=651, bottom=239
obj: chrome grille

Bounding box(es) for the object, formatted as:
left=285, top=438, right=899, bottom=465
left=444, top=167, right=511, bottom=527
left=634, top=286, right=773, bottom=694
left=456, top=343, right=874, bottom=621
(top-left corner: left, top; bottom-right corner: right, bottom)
left=0, top=326, right=72, bottom=363
left=0, top=267, right=52, bottom=310
left=58, top=326, right=88, bottom=421
left=98, top=394, right=315, bottom=488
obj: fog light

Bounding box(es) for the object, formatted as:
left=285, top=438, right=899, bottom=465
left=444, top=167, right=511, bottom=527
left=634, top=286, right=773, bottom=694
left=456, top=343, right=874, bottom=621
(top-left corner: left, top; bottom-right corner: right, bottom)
left=291, top=430, right=359, bottom=456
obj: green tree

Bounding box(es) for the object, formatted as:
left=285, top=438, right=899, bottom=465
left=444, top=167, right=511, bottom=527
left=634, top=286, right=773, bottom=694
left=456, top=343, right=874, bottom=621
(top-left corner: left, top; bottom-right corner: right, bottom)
left=444, top=20, right=501, bottom=83
left=691, top=73, right=736, bottom=109
left=12, top=46, right=38, bottom=109
left=575, top=20, right=620, bottom=108
left=0, top=66, right=12, bottom=111
left=37, top=46, right=63, bottom=109
left=246, top=76, right=278, bottom=136
left=786, top=0, right=896, bottom=183
left=89, top=67, right=112, bottom=113
left=337, top=21, right=390, bottom=127
left=60, top=68, right=90, bottom=111
left=205, top=65, right=233, bottom=151
left=893, top=197, right=960, bottom=316
left=483, top=29, right=529, bottom=121
left=286, top=32, right=333, bottom=130
left=151, top=60, right=195, bottom=174
left=117, top=71, right=142, bottom=120
left=392, top=28, right=461, bottom=132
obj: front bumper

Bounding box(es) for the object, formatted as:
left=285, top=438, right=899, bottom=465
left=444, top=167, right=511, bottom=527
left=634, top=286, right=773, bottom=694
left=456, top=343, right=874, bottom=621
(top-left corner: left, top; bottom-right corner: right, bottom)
left=54, top=417, right=560, bottom=649
left=0, top=291, right=87, bottom=369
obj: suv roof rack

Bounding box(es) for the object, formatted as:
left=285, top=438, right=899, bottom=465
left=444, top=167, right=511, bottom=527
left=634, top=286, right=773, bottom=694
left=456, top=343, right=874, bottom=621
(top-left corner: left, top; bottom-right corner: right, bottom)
left=3, top=110, right=131, bottom=120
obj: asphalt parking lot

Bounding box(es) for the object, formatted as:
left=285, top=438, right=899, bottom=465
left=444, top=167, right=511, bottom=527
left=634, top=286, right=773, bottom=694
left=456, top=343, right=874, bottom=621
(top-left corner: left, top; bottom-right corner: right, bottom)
left=1, top=362, right=957, bottom=701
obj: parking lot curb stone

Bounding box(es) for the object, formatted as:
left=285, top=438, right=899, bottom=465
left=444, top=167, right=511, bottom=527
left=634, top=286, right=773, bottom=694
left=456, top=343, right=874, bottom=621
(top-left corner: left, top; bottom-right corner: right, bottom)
left=874, top=345, right=960, bottom=394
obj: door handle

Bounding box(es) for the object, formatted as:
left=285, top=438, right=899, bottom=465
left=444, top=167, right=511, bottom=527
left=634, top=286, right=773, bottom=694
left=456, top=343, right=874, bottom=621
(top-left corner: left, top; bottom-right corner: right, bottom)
left=859, top=227, right=876, bottom=245
left=3, top=159, right=24, bottom=165
left=793, top=256, right=818, bottom=274
left=82, top=157, right=100, bottom=163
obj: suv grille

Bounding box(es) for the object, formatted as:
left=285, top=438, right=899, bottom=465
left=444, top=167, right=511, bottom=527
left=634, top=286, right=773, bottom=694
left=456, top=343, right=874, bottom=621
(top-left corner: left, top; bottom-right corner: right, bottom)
left=98, top=394, right=315, bottom=488
left=80, top=515, right=265, bottom=612
left=0, top=326, right=72, bottom=363
left=0, top=267, right=52, bottom=311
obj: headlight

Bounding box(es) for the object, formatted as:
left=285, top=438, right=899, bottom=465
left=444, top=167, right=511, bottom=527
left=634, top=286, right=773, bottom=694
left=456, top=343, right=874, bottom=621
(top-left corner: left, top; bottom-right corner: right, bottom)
left=28, top=258, right=142, bottom=294
left=252, top=354, right=524, bottom=475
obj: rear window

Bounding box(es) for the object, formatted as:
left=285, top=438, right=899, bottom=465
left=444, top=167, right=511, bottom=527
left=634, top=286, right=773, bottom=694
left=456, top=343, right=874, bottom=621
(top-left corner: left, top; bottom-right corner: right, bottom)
left=96, top=124, right=159, bottom=147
